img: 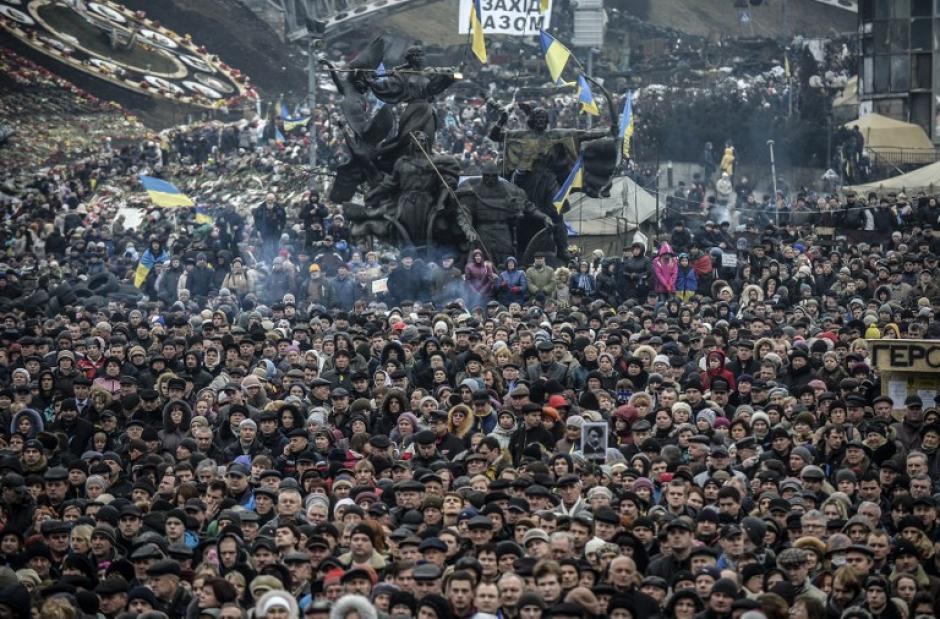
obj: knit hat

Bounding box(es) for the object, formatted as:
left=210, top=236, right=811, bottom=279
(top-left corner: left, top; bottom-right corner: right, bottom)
left=750, top=411, right=770, bottom=427
left=234, top=416, right=256, bottom=431
left=790, top=447, right=813, bottom=464
left=710, top=578, right=739, bottom=598
left=696, top=409, right=717, bottom=426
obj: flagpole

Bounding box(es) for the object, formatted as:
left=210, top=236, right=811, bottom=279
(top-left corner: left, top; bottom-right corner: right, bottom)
left=585, top=49, right=593, bottom=129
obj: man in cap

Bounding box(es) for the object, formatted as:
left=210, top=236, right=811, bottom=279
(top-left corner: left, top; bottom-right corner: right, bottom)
left=48, top=397, right=94, bottom=457
left=893, top=395, right=926, bottom=451
left=508, top=403, right=556, bottom=465
left=340, top=523, right=386, bottom=571
left=647, top=518, right=695, bottom=578
left=777, top=547, right=826, bottom=604
left=554, top=474, right=589, bottom=517
left=96, top=576, right=130, bottom=618
left=148, top=559, right=192, bottom=618
left=526, top=340, right=572, bottom=387
left=413, top=563, right=444, bottom=597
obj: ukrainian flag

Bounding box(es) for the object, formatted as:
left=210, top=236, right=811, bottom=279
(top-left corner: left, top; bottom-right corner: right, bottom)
left=470, top=0, right=487, bottom=64
left=280, top=102, right=309, bottom=132
left=195, top=206, right=214, bottom=225
left=552, top=155, right=583, bottom=213
left=540, top=30, right=571, bottom=84
left=283, top=116, right=309, bottom=132
left=577, top=75, right=599, bottom=116
left=618, top=91, right=635, bottom=159
left=140, top=175, right=193, bottom=208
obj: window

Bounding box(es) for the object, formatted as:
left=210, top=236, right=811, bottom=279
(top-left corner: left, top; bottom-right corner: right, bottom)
left=913, top=0, right=932, bottom=16
left=891, top=55, right=911, bottom=91
left=911, top=18, right=931, bottom=48
left=863, top=56, right=874, bottom=95
left=874, top=98, right=904, bottom=118
left=889, top=19, right=910, bottom=52
left=910, top=94, right=931, bottom=134
left=874, top=55, right=891, bottom=92
left=873, top=20, right=890, bottom=54
left=875, top=0, right=891, bottom=18
left=912, top=53, right=932, bottom=89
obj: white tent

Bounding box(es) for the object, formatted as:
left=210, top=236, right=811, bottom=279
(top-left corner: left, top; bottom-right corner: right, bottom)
left=565, top=175, right=660, bottom=254
left=845, top=159, right=940, bottom=194
left=846, top=113, right=935, bottom=161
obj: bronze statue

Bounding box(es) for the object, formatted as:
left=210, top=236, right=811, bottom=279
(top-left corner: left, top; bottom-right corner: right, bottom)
left=456, top=163, right=552, bottom=267
left=366, top=45, right=460, bottom=163
left=323, top=37, right=394, bottom=203
left=326, top=41, right=461, bottom=204
left=489, top=103, right=618, bottom=261
left=348, top=133, right=476, bottom=255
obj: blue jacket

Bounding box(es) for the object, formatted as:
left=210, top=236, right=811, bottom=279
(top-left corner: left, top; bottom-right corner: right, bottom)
left=329, top=275, right=358, bottom=310
left=496, top=268, right=527, bottom=304
left=676, top=265, right=698, bottom=292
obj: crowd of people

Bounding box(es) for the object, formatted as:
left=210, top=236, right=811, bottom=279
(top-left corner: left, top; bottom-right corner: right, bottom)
left=2, top=31, right=940, bottom=619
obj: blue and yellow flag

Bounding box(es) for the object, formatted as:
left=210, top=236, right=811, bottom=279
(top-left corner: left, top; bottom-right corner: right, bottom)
left=539, top=30, right=571, bottom=84
left=577, top=75, right=599, bottom=116
left=275, top=127, right=286, bottom=144
left=280, top=102, right=310, bottom=132
left=552, top=155, right=583, bottom=213
left=469, top=0, right=487, bottom=64
left=618, top=91, right=635, bottom=159
left=139, top=175, right=193, bottom=208
left=195, top=206, right=214, bottom=225
left=283, top=116, right=309, bottom=132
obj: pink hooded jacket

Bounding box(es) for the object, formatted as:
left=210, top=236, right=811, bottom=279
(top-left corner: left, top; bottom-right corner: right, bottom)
left=652, top=242, right=678, bottom=293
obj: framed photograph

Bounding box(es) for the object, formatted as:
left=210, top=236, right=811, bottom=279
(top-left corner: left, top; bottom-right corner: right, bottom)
left=581, top=422, right=608, bottom=461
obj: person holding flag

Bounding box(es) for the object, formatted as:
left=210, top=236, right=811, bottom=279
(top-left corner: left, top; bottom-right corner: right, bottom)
left=134, top=236, right=169, bottom=296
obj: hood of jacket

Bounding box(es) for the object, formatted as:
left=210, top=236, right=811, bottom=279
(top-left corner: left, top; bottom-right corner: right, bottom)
left=11, top=409, right=44, bottom=438
left=162, top=398, right=193, bottom=433
left=380, top=341, right=406, bottom=366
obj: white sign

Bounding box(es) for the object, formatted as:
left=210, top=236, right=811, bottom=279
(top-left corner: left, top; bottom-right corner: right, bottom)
left=117, top=207, right=144, bottom=230
left=721, top=253, right=738, bottom=268
left=458, top=0, right=552, bottom=36
left=371, top=278, right=389, bottom=294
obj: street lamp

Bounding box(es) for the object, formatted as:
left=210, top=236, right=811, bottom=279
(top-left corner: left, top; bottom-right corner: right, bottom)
left=767, top=139, right=779, bottom=227
left=286, top=7, right=326, bottom=169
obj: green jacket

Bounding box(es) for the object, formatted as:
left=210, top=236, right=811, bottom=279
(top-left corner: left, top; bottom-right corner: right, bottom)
left=526, top=265, right=554, bottom=295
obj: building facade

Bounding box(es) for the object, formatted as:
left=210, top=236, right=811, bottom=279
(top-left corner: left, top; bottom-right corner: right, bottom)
left=858, top=0, right=939, bottom=141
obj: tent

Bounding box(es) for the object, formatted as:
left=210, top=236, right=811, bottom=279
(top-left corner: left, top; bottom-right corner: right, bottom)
left=844, top=159, right=940, bottom=194
left=565, top=175, right=659, bottom=254
left=846, top=113, right=935, bottom=162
